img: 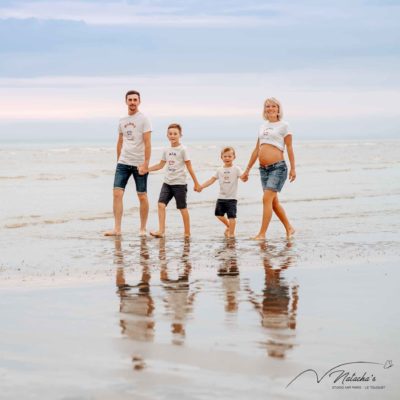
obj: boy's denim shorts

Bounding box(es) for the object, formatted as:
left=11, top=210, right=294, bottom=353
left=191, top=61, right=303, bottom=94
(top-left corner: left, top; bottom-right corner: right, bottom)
left=113, top=163, right=148, bottom=193
left=259, top=160, right=288, bottom=192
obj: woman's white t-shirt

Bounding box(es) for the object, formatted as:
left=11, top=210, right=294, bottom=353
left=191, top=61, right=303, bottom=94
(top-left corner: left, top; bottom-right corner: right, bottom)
left=258, top=120, right=291, bottom=151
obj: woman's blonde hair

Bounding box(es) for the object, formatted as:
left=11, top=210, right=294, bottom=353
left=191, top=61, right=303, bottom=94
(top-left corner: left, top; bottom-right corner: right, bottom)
left=263, top=97, right=283, bottom=121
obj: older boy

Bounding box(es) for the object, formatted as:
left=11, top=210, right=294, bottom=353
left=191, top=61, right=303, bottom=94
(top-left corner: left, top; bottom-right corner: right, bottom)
left=148, top=123, right=201, bottom=238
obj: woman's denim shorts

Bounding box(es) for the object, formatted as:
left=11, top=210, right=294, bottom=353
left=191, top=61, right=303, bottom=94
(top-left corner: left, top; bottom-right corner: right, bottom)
left=259, top=160, right=288, bottom=192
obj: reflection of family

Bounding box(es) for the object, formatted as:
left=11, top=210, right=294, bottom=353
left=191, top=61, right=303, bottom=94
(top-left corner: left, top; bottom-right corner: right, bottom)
left=105, top=90, right=296, bottom=239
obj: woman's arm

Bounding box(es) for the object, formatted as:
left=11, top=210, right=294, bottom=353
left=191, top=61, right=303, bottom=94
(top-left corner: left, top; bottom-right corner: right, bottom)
left=185, top=160, right=202, bottom=192
left=241, top=139, right=260, bottom=181
left=284, top=134, right=296, bottom=182
left=200, top=176, right=217, bottom=189
left=148, top=160, right=166, bottom=172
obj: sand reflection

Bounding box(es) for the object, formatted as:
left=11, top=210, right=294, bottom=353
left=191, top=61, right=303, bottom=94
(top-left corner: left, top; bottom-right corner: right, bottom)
left=248, top=241, right=299, bottom=359
left=115, top=238, right=155, bottom=342
left=158, top=238, right=197, bottom=345
left=216, top=238, right=240, bottom=313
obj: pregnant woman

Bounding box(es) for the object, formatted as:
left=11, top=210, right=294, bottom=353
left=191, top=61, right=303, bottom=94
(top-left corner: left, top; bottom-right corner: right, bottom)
left=241, top=97, right=296, bottom=239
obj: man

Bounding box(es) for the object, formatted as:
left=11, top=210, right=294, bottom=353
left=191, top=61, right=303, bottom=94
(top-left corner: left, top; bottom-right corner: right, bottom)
left=104, top=90, right=152, bottom=236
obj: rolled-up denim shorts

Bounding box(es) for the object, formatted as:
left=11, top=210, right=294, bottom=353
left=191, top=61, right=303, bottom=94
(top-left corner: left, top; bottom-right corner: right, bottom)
left=113, top=163, right=148, bottom=193
left=259, top=160, right=288, bottom=192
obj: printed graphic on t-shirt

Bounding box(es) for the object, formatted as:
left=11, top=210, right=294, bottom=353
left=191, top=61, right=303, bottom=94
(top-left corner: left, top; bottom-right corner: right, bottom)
left=168, top=160, right=176, bottom=172
left=262, top=127, right=273, bottom=137
left=223, top=170, right=232, bottom=184
left=124, top=122, right=136, bottom=140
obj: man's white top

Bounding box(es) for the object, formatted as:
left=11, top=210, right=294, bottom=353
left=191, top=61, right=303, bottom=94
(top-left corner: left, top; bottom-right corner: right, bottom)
left=162, top=145, right=190, bottom=185
left=213, top=165, right=243, bottom=200
left=258, top=120, right=291, bottom=151
left=118, top=112, right=152, bottom=166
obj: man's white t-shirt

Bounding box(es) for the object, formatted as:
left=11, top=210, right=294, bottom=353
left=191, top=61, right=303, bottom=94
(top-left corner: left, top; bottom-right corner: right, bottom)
left=213, top=165, right=243, bottom=200
left=162, top=145, right=190, bottom=185
left=118, top=112, right=152, bottom=166
left=258, top=120, right=291, bottom=151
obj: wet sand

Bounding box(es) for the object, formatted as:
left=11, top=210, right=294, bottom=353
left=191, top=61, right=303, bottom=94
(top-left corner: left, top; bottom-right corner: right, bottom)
left=1, top=233, right=399, bottom=399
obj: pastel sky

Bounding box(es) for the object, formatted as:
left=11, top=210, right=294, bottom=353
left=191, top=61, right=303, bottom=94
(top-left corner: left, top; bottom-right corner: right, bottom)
left=0, top=0, right=399, bottom=142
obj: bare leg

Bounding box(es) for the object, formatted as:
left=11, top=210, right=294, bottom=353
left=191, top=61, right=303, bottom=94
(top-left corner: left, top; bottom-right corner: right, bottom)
left=104, top=189, right=124, bottom=236
left=228, top=218, right=236, bottom=237
left=179, top=208, right=191, bottom=237
left=252, top=190, right=276, bottom=240
left=151, top=202, right=166, bottom=238
left=137, top=193, right=149, bottom=235
left=217, top=216, right=230, bottom=236
left=272, top=196, right=295, bottom=238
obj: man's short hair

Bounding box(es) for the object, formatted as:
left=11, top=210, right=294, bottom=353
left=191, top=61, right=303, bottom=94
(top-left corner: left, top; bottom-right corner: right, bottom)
left=221, top=146, right=236, bottom=157
left=125, top=90, right=141, bottom=101
left=167, top=123, right=182, bottom=135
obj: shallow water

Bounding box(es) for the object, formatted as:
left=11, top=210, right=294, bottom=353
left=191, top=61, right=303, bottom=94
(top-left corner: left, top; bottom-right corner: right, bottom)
left=0, top=140, right=400, bottom=399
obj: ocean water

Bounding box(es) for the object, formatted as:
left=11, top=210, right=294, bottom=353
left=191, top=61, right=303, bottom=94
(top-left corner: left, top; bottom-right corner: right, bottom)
left=0, top=140, right=399, bottom=399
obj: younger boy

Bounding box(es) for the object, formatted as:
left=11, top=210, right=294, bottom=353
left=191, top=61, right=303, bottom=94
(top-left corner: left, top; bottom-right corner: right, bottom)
left=148, top=123, right=202, bottom=238
left=200, top=147, right=245, bottom=237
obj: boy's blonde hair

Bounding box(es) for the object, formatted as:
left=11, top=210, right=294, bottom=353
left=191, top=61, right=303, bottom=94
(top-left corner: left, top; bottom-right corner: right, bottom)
left=263, top=97, right=283, bottom=121
left=167, top=123, right=182, bottom=135
left=221, top=146, right=236, bottom=157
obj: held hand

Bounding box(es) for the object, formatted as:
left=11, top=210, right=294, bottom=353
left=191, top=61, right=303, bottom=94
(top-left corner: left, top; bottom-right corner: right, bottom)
left=138, top=165, right=148, bottom=175
left=240, top=171, right=249, bottom=182
left=194, top=183, right=202, bottom=192
left=289, top=169, right=296, bottom=182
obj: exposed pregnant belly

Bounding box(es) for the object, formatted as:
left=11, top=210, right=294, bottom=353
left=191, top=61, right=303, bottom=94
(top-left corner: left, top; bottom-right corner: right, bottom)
left=258, top=144, right=284, bottom=166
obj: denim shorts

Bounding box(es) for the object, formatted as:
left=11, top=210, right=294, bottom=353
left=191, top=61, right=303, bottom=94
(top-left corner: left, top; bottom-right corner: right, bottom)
left=259, top=160, right=288, bottom=192
left=158, top=183, right=187, bottom=209
left=113, top=163, right=148, bottom=193
left=215, top=199, right=237, bottom=219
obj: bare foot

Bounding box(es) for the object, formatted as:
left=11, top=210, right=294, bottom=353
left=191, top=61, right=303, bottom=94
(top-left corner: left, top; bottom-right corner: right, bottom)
left=286, top=227, right=296, bottom=238
left=184, top=233, right=191, bottom=238
left=250, top=234, right=265, bottom=240
left=150, top=231, right=165, bottom=238
left=227, top=233, right=235, bottom=238
left=139, top=230, right=147, bottom=236
left=104, top=230, right=121, bottom=236
left=224, top=229, right=229, bottom=237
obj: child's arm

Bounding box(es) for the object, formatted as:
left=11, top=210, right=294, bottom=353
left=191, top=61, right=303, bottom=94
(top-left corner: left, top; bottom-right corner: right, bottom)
left=185, top=160, right=202, bottom=192
left=284, top=134, right=296, bottom=182
left=148, top=160, right=166, bottom=172
left=200, top=176, right=217, bottom=190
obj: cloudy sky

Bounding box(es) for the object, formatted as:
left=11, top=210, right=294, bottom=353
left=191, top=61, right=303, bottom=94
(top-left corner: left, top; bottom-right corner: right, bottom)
left=0, top=0, right=399, bottom=142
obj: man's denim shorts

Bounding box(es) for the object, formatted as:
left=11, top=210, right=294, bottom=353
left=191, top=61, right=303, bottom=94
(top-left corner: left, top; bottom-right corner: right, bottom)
left=259, top=160, right=288, bottom=192
left=113, top=163, right=148, bottom=193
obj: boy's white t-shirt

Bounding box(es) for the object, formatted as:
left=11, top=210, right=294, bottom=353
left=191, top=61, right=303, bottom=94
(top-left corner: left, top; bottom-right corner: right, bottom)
left=258, top=120, right=291, bottom=151
left=162, top=144, right=190, bottom=185
left=213, top=165, right=243, bottom=200
left=118, top=112, right=152, bottom=166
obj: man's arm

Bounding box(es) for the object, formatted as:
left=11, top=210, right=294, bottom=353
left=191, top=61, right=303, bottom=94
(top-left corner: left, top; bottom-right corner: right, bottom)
left=185, top=160, right=202, bottom=192
left=117, top=133, right=123, bottom=161
left=139, top=131, right=151, bottom=175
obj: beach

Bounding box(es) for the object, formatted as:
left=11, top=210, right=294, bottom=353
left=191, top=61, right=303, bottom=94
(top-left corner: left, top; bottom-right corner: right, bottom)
left=1, top=139, right=399, bottom=399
